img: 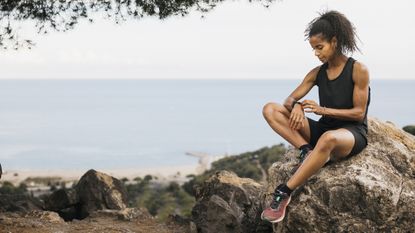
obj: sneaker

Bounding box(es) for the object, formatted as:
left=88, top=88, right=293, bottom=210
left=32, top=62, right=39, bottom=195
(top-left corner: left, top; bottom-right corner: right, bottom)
left=261, top=189, right=291, bottom=223
left=290, top=148, right=312, bottom=174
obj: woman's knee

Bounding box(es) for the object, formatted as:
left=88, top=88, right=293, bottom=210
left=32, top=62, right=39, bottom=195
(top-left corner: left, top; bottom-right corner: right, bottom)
left=262, top=102, right=284, bottom=120
left=316, top=131, right=338, bottom=151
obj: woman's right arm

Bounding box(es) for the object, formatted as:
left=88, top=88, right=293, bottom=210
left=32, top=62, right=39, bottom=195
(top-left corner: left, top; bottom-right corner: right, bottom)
left=283, top=66, right=320, bottom=111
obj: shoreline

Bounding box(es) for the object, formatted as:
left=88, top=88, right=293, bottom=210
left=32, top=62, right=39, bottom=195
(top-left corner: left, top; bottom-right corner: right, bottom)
left=1, top=164, right=199, bottom=185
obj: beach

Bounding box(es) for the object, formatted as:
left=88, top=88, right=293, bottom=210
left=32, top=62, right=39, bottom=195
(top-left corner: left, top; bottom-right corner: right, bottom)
left=1, top=164, right=199, bottom=186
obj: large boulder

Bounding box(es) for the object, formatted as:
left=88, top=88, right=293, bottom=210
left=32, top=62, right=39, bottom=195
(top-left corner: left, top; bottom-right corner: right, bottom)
left=45, top=169, right=128, bottom=220
left=192, top=117, right=415, bottom=233
left=44, top=186, right=82, bottom=221
left=192, top=170, right=272, bottom=233
left=267, top=117, right=415, bottom=232
left=76, top=169, right=128, bottom=217
left=45, top=188, right=78, bottom=211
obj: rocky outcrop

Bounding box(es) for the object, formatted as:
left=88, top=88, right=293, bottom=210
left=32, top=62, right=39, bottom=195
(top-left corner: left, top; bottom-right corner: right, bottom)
left=45, top=169, right=128, bottom=220
left=192, top=117, right=415, bottom=233
left=75, top=169, right=128, bottom=216
left=192, top=170, right=271, bottom=233
left=266, top=117, right=415, bottom=233
left=1, top=174, right=194, bottom=232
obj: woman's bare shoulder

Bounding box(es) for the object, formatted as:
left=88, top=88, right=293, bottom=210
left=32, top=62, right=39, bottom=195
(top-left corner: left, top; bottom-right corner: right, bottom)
left=352, top=61, right=370, bottom=84
left=353, top=60, right=369, bottom=73
left=304, top=65, right=322, bottom=83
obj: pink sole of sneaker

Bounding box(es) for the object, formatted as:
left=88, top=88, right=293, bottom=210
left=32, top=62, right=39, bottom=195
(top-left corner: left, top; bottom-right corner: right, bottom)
left=260, top=196, right=291, bottom=223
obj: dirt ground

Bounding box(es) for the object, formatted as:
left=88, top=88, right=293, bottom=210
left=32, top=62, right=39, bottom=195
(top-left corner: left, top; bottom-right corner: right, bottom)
left=0, top=211, right=194, bottom=233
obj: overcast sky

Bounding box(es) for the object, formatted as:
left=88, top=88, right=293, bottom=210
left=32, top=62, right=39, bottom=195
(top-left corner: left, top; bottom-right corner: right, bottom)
left=1, top=0, right=414, bottom=80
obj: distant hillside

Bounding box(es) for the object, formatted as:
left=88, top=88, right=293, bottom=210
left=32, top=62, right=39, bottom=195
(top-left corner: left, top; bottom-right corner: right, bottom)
left=183, top=143, right=287, bottom=196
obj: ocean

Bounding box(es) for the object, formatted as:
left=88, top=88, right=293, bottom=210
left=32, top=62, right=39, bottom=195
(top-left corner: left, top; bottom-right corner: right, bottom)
left=0, top=79, right=413, bottom=170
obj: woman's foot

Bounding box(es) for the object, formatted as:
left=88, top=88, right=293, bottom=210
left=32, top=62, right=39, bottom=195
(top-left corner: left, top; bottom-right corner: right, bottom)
left=261, top=189, right=291, bottom=223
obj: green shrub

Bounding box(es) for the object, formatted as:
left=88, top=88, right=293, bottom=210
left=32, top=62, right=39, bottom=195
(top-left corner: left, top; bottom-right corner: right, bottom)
left=125, top=178, right=195, bottom=222
left=125, top=143, right=287, bottom=222
left=183, top=143, right=286, bottom=196
left=0, top=181, right=28, bottom=195
left=403, top=125, right=415, bottom=136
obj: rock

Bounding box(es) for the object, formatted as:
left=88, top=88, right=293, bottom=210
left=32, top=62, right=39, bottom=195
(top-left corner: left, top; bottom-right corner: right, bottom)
left=206, top=195, right=243, bottom=232
left=266, top=117, right=415, bottom=233
left=0, top=194, right=43, bottom=212
left=189, top=221, right=198, bottom=233
left=75, top=169, right=128, bottom=219
left=45, top=188, right=78, bottom=211
left=192, top=117, right=415, bottom=233
left=192, top=170, right=272, bottom=233
left=90, top=207, right=151, bottom=221
left=44, top=188, right=82, bottom=221
left=76, top=169, right=128, bottom=218
left=55, top=206, right=82, bottom=222
left=168, top=214, right=198, bottom=233
left=117, top=207, right=148, bottom=221
left=169, top=213, right=191, bottom=226
left=45, top=169, right=128, bottom=220
left=25, top=210, right=65, bottom=223
left=0, top=214, right=14, bottom=225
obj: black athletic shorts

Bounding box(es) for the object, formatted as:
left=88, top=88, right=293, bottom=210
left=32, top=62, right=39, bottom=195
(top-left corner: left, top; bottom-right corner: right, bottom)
left=307, top=117, right=368, bottom=157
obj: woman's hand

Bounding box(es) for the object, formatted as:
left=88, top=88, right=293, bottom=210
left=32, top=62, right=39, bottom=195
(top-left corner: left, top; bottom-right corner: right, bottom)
left=302, top=99, right=325, bottom=115
left=289, top=103, right=305, bottom=130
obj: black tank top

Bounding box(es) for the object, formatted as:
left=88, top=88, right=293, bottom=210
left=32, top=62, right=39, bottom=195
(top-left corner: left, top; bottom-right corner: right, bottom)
left=315, top=57, right=371, bottom=136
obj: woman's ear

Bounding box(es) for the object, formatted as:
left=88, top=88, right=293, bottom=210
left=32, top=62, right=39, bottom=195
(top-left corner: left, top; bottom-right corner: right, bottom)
left=331, top=37, right=338, bottom=50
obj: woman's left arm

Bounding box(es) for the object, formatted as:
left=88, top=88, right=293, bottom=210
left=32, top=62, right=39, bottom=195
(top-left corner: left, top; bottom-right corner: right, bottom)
left=303, top=62, right=370, bottom=122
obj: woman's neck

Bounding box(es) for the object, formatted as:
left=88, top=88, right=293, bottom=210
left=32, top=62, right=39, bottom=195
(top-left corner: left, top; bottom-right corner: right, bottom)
left=327, top=54, right=348, bottom=68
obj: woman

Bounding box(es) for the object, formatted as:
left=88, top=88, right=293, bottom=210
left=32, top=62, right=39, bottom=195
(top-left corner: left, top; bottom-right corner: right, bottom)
left=261, top=10, right=371, bottom=223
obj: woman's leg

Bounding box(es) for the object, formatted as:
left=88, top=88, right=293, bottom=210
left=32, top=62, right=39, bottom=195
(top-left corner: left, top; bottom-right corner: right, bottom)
left=261, top=103, right=326, bottom=223
left=286, top=128, right=355, bottom=189
left=262, top=102, right=311, bottom=149
left=261, top=128, right=355, bottom=223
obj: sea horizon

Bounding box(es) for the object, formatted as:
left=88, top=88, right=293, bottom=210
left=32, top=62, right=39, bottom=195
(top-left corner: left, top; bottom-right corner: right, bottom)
left=0, top=78, right=413, bottom=171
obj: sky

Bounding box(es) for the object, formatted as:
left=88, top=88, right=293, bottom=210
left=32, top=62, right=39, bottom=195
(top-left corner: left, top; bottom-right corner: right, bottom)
left=0, top=0, right=414, bottom=80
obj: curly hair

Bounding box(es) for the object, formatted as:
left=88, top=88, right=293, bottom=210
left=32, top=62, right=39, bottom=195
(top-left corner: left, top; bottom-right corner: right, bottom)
left=305, top=10, right=360, bottom=54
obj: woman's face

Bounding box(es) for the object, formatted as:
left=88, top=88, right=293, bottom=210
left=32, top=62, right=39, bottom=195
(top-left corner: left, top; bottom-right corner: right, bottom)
left=309, top=34, right=337, bottom=63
